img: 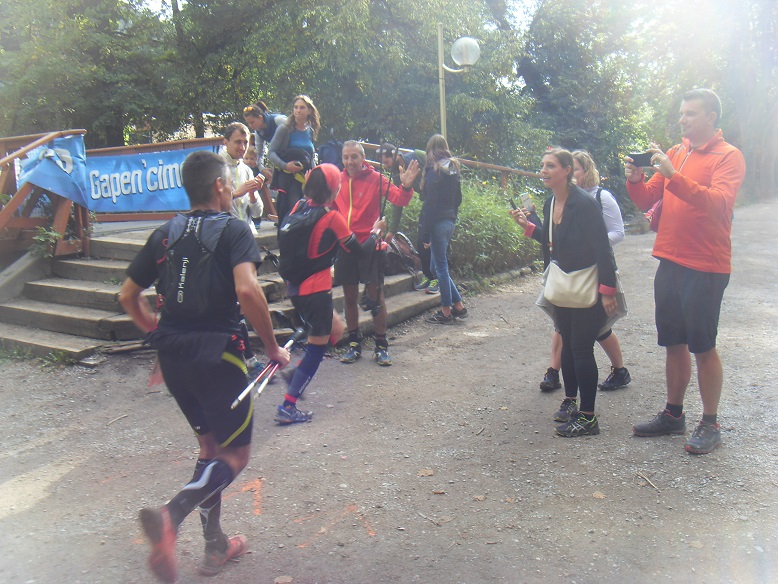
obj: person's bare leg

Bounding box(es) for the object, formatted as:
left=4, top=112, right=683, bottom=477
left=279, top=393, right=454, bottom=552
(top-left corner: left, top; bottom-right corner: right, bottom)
left=666, top=344, right=692, bottom=406
left=598, top=332, right=624, bottom=369
left=342, top=284, right=359, bottom=333
left=369, top=283, right=387, bottom=336
left=695, top=348, right=723, bottom=416
left=550, top=331, right=562, bottom=370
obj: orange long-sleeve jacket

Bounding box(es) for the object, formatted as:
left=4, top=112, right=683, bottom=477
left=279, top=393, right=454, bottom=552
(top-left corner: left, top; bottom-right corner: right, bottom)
left=626, top=130, right=746, bottom=274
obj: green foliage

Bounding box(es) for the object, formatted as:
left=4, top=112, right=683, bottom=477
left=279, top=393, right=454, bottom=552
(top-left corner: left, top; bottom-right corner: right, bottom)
left=1, top=0, right=773, bottom=203
left=40, top=350, right=78, bottom=367
left=0, top=343, right=34, bottom=364
left=31, top=227, right=62, bottom=258
left=397, top=175, right=542, bottom=280
left=630, top=0, right=778, bottom=201
left=0, top=0, right=176, bottom=146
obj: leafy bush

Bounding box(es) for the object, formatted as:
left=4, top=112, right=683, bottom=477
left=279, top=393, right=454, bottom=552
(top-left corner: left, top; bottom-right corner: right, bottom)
left=396, top=178, right=543, bottom=280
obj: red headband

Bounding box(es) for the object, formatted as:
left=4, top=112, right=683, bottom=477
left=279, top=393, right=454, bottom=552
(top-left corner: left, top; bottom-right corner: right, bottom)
left=307, top=163, right=342, bottom=197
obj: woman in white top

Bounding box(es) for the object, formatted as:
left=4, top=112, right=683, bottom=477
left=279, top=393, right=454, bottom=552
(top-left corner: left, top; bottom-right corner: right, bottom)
left=539, top=150, right=631, bottom=393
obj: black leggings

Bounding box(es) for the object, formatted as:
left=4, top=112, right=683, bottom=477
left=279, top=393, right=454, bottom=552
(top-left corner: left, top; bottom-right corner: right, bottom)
left=275, top=180, right=304, bottom=234
left=555, top=303, right=606, bottom=413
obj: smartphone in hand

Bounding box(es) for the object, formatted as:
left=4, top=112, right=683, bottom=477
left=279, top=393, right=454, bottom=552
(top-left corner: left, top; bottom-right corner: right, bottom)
left=509, top=197, right=518, bottom=210
left=629, top=152, right=653, bottom=167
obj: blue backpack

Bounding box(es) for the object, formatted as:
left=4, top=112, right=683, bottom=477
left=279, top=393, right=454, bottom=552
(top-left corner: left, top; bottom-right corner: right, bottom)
left=317, top=138, right=344, bottom=170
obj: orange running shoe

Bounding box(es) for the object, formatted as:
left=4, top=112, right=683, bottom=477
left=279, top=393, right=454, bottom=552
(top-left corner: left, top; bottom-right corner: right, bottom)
left=198, top=534, right=248, bottom=576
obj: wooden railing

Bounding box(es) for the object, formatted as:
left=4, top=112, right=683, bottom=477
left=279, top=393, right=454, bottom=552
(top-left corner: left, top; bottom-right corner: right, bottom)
left=360, top=142, right=540, bottom=189
left=0, top=130, right=90, bottom=260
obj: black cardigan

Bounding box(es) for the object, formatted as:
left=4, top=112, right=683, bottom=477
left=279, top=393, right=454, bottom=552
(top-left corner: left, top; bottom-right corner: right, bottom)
left=529, top=186, right=617, bottom=291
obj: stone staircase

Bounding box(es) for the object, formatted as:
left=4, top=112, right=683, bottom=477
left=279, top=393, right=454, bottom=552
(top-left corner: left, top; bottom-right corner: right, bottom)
left=0, top=221, right=441, bottom=360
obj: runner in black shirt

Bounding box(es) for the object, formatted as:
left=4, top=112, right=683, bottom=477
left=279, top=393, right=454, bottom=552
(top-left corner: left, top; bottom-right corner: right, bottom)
left=119, top=150, right=290, bottom=582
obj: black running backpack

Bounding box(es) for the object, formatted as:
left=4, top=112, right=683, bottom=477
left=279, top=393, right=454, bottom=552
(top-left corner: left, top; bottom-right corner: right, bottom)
left=278, top=201, right=332, bottom=286
left=157, top=212, right=232, bottom=320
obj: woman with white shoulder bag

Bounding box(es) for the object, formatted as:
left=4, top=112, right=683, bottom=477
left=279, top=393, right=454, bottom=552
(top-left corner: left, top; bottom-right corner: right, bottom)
left=511, top=148, right=618, bottom=437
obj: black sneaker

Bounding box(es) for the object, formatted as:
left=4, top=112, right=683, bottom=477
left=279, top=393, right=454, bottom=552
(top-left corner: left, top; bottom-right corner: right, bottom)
left=340, top=342, right=362, bottom=363
left=554, top=398, right=578, bottom=422
left=274, top=405, right=313, bottom=425
left=632, top=409, right=686, bottom=437
left=540, top=367, right=561, bottom=391
left=685, top=420, right=722, bottom=454
left=599, top=366, right=631, bottom=391
left=452, top=306, right=469, bottom=319
left=426, top=310, right=454, bottom=324
left=556, top=413, right=600, bottom=437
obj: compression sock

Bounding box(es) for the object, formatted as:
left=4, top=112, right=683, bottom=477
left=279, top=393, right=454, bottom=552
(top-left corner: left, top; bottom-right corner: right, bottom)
left=375, top=334, right=388, bottom=349
left=666, top=403, right=684, bottom=418
left=283, top=343, right=327, bottom=405
left=189, top=459, right=227, bottom=550
left=702, top=413, right=718, bottom=425
left=347, top=330, right=360, bottom=345
left=166, top=459, right=234, bottom=529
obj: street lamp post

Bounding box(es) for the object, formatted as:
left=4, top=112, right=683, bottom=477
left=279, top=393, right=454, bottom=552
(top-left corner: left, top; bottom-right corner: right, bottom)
left=437, top=23, right=480, bottom=140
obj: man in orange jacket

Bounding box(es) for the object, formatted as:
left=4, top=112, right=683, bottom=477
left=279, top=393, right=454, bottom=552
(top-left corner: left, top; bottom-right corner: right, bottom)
left=625, top=88, right=746, bottom=455
left=332, top=141, right=419, bottom=366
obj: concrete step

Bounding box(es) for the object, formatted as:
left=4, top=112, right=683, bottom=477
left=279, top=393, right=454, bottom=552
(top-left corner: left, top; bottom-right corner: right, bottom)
left=25, top=278, right=138, bottom=312
left=89, top=237, right=145, bottom=261
left=0, top=298, right=140, bottom=341
left=269, top=273, right=439, bottom=333
left=0, top=322, right=104, bottom=360
left=89, top=221, right=279, bottom=261
left=52, top=257, right=129, bottom=283
left=25, top=276, right=284, bottom=311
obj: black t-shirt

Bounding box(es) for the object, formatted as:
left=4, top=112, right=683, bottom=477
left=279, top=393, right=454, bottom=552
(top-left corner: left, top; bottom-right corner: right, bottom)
left=127, top=210, right=262, bottom=335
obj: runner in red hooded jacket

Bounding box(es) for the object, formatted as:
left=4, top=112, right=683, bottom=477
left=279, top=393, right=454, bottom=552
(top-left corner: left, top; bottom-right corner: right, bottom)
left=331, top=140, right=419, bottom=367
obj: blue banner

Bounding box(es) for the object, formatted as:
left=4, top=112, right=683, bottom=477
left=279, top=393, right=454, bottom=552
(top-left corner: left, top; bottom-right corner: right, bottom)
left=19, top=135, right=89, bottom=208
left=85, top=145, right=220, bottom=213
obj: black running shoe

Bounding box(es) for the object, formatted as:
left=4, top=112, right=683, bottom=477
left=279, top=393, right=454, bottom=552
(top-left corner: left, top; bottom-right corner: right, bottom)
left=685, top=420, right=721, bottom=454
left=426, top=310, right=454, bottom=324
left=274, top=405, right=313, bottom=425
left=599, top=366, right=631, bottom=391
left=540, top=367, right=561, bottom=391
left=632, top=409, right=686, bottom=437
left=452, top=306, right=469, bottom=319
left=554, top=398, right=578, bottom=422
left=556, top=413, right=600, bottom=437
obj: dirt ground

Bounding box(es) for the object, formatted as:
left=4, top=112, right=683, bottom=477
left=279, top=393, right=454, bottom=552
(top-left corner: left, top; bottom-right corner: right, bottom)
left=1, top=200, right=776, bottom=584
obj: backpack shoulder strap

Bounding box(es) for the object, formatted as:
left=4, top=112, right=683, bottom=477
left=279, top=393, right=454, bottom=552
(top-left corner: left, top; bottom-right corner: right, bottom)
left=167, top=213, right=191, bottom=246
left=198, top=212, right=232, bottom=252
left=595, top=187, right=603, bottom=209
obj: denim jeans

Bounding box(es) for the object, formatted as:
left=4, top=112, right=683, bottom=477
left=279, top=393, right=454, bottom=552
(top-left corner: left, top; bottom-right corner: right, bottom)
left=429, top=218, right=461, bottom=308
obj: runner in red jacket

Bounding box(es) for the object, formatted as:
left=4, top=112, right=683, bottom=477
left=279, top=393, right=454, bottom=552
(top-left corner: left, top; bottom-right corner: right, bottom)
left=332, top=140, right=419, bottom=366
left=625, top=88, right=746, bottom=455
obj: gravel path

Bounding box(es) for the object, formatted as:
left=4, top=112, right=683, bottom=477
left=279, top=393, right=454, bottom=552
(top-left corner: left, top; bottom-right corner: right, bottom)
left=0, top=200, right=775, bottom=584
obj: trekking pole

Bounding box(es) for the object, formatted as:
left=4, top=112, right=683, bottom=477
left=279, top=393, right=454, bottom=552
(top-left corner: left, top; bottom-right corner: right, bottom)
left=230, top=326, right=307, bottom=409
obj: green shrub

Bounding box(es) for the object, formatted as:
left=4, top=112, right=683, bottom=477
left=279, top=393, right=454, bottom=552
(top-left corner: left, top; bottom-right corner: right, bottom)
left=396, top=178, right=543, bottom=280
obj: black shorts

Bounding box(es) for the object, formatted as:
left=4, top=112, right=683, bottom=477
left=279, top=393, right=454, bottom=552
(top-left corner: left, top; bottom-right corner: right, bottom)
left=158, top=349, right=253, bottom=448
left=333, top=246, right=385, bottom=287
left=654, top=259, right=730, bottom=354
left=292, top=291, right=334, bottom=337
